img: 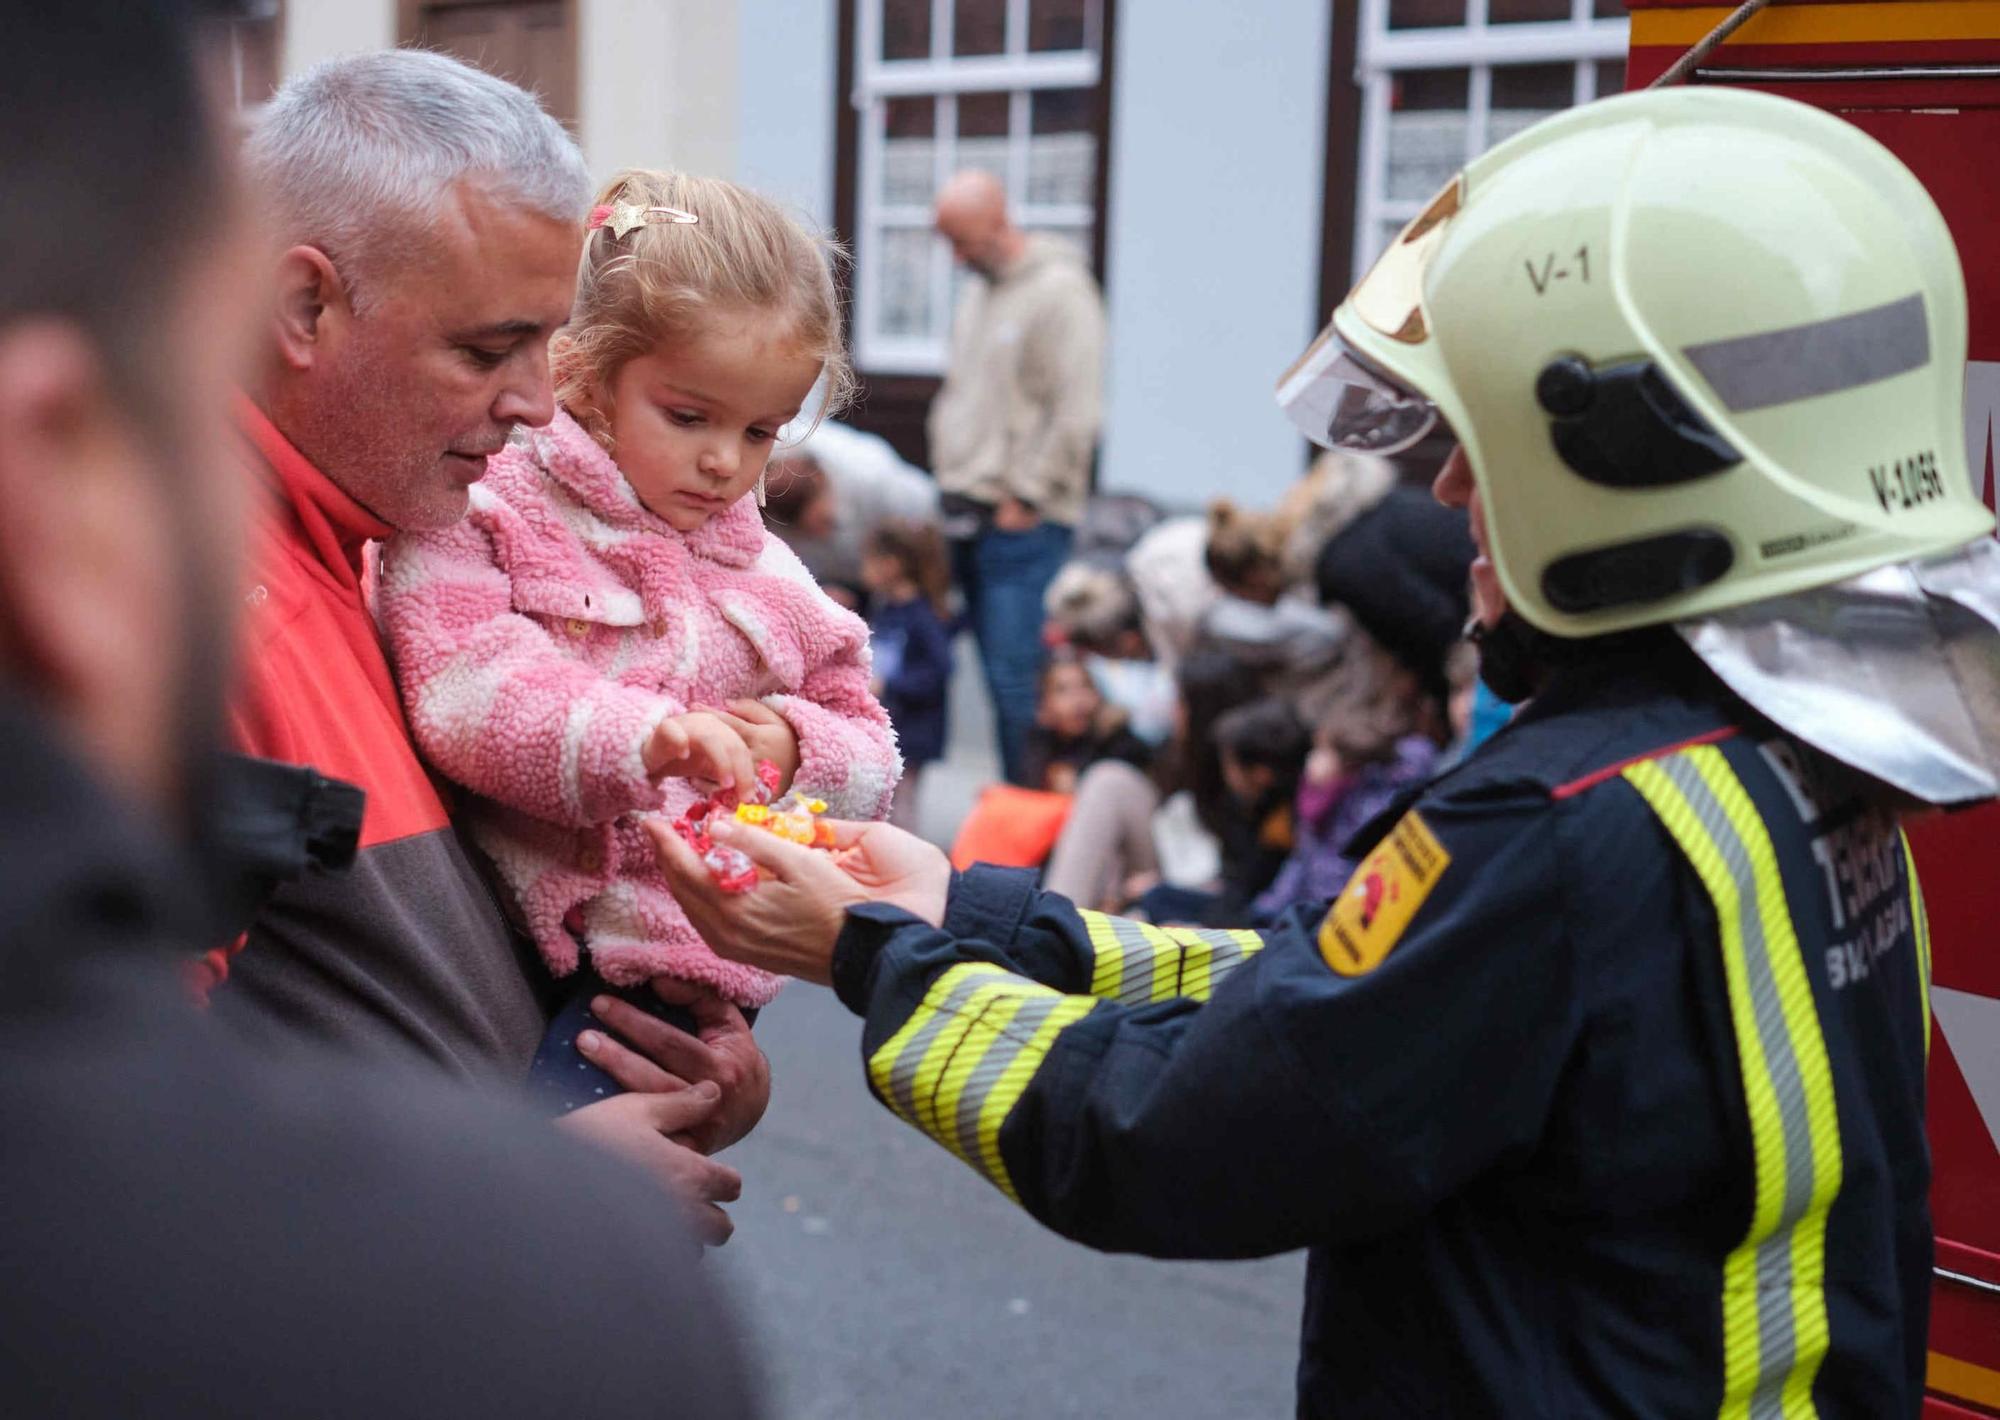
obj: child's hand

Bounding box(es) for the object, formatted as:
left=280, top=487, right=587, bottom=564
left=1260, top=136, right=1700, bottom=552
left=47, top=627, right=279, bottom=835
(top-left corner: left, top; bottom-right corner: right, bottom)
left=715, top=699, right=803, bottom=795
left=645, top=711, right=757, bottom=794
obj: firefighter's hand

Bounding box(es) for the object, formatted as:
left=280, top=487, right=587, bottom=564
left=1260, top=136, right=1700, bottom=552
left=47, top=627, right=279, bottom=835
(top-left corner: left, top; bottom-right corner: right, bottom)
left=649, top=816, right=950, bottom=986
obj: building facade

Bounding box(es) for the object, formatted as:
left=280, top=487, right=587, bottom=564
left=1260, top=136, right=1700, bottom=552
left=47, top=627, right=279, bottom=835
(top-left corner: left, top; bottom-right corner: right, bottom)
left=246, top=0, right=1630, bottom=510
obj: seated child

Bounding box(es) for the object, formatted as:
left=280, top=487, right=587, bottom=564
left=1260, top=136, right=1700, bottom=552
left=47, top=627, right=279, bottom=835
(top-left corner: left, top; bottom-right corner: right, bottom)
left=948, top=649, right=1150, bottom=870
left=1020, top=649, right=1152, bottom=796
left=379, top=170, right=899, bottom=1111
left=862, top=520, right=954, bottom=831
left=1137, top=696, right=1307, bottom=927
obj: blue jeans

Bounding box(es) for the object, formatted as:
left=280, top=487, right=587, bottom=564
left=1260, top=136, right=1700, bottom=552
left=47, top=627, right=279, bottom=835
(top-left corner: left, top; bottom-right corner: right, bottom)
left=952, top=521, right=1073, bottom=785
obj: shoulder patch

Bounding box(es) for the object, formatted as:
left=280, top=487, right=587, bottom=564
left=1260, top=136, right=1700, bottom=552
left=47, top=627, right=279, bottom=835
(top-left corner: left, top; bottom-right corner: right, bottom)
left=1317, top=810, right=1451, bottom=977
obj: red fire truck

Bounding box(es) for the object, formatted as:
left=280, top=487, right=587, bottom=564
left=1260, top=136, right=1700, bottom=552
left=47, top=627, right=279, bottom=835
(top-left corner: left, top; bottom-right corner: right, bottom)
left=1626, top=3, right=2000, bottom=1412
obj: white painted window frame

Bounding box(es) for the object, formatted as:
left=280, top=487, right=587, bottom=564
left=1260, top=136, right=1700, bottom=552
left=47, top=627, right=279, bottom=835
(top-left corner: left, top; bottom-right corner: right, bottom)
left=852, top=0, right=1103, bottom=375
left=1353, top=0, right=1629, bottom=285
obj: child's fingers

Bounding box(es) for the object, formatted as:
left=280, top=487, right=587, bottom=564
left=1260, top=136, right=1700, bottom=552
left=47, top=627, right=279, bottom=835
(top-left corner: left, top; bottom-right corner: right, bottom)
left=658, top=717, right=691, bottom=756
left=644, top=715, right=692, bottom=778
left=698, top=721, right=756, bottom=794
left=699, top=716, right=759, bottom=779
left=725, top=697, right=782, bottom=726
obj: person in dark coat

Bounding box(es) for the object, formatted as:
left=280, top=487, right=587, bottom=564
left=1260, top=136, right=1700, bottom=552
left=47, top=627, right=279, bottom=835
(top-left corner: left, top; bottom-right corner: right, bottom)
left=0, top=5, right=758, bottom=1414
left=1312, top=483, right=1476, bottom=698
left=863, top=519, right=956, bottom=829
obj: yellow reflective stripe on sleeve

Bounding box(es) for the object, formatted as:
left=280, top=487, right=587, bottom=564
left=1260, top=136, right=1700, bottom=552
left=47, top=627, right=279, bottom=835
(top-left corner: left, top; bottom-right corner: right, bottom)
left=1899, top=832, right=1932, bottom=1060
left=865, top=962, right=1096, bottom=1204
left=1078, top=911, right=1265, bottom=1004
left=1624, top=746, right=1843, bottom=1420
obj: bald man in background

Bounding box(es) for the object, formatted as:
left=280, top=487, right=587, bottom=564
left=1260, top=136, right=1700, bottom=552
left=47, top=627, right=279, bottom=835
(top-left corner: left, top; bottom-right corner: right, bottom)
left=928, top=171, right=1105, bottom=784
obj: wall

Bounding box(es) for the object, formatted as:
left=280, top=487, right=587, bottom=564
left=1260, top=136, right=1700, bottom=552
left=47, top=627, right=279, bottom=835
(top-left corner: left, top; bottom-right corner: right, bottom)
left=281, top=0, right=395, bottom=74
left=1097, top=0, right=1330, bottom=511
left=734, top=0, right=838, bottom=229
left=578, top=0, right=741, bottom=181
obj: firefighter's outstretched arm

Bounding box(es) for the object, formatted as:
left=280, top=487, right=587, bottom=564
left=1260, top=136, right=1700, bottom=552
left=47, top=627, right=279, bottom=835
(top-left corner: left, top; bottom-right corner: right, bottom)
left=656, top=807, right=1578, bottom=1260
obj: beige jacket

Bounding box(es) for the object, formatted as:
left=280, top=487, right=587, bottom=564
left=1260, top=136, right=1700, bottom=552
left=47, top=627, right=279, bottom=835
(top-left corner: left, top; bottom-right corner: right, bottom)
left=927, top=234, right=1105, bottom=527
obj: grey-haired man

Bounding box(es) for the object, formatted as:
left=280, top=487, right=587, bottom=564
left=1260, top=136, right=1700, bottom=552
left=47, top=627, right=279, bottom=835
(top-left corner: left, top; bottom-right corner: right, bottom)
left=222, top=50, right=761, bottom=1240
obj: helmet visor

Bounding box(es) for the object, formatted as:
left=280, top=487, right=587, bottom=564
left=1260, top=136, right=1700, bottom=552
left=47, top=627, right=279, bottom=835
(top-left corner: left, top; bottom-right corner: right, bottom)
left=1277, top=328, right=1439, bottom=454
left=1277, top=174, right=1462, bottom=451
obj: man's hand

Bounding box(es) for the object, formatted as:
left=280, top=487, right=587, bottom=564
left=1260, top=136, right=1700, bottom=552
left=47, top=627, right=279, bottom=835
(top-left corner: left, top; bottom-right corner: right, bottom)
left=648, top=816, right=951, bottom=985
left=577, top=980, right=772, bottom=1154
left=993, top=496, right=1041, bottom=533
left=644, top=710, right=756, bottom=794
left=556, top=1083, right=743, bottom=1246
left=715, top=698, right=803, bottom=795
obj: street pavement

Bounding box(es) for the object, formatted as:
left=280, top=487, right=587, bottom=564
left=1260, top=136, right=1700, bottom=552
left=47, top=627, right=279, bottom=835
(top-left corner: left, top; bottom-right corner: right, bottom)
left=708, top=639, right=1307, bottom=1418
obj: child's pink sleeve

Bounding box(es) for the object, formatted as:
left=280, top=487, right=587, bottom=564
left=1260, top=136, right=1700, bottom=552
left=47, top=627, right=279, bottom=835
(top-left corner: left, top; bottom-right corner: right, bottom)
left=378, top=520, right=680, bottom=827
left=770, top=646, right=902, bottom=823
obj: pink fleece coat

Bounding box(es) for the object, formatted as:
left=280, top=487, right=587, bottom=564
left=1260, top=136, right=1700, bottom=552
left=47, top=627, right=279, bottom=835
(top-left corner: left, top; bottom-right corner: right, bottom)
left=378, top=410, right=901, bottom=1006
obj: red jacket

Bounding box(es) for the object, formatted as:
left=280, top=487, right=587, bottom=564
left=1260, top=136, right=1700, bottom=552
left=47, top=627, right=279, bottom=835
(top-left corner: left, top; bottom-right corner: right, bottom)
left=219, top=401, right=547, bottom=1077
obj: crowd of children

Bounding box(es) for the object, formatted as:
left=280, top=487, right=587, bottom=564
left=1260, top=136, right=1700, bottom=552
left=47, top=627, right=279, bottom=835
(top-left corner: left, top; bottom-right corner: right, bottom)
left=923, top=446, right=1485, bottom=929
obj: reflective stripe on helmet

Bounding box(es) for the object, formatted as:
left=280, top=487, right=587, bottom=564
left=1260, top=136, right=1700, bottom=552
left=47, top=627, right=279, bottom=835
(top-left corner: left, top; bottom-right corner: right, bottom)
left=1683, top=292, right=1930, bottom=413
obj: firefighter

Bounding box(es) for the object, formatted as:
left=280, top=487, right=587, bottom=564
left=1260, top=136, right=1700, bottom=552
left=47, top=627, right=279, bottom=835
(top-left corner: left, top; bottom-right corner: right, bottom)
left=656, top=86, right=2000, bottom=1418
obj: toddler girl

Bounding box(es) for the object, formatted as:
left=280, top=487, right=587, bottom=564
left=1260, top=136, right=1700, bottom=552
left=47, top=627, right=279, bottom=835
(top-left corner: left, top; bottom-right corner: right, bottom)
left=380, top=170, right=899, bottom=1108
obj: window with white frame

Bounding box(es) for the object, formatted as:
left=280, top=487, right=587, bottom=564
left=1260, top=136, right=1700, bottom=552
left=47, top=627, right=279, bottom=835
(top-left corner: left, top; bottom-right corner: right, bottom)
left=851, top=0, right=1105, bottom=375
left=1354, top=0, right=1629, bottom=283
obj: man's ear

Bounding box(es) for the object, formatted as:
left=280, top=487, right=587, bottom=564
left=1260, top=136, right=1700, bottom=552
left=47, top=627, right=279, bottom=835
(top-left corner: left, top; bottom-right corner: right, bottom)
left=270, top=244, right=349, bottom=372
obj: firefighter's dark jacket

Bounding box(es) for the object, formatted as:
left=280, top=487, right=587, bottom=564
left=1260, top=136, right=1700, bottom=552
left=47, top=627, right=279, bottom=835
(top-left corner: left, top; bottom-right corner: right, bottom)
left=832, top=643, right=1932, bottom=1418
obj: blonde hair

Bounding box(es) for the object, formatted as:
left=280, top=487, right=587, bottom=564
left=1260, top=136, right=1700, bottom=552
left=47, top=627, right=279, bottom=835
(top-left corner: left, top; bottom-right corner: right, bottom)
left=552, top=169, right=856, bottom=446
left=1206, top=449, right=1399, bottom=600
left=1204, top=499, right=1289, bottom=596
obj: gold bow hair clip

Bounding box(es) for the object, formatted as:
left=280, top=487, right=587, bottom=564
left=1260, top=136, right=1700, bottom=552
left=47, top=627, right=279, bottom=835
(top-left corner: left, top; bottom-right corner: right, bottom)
left=587, top=201, right=700, bottom=239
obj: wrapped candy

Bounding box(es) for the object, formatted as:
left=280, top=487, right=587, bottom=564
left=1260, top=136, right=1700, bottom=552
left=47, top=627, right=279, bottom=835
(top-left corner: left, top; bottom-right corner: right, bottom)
left=672, top=759, right=838, bottom=894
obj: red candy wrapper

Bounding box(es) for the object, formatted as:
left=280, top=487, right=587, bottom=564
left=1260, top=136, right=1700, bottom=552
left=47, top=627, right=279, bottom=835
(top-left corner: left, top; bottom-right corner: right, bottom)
left=672, top=758, right=814, bottom=894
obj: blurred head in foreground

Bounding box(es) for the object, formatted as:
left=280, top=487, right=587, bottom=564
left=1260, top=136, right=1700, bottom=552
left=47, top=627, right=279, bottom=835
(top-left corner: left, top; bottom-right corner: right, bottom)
left=0, top=0, right=255, bottom=828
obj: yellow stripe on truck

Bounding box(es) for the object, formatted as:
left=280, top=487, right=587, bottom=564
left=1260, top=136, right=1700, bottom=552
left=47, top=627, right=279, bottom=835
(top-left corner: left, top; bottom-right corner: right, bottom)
left=1632, top=2, right=2000, bottom=48
left=1929, top=1350, right=2000, bottom=1410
